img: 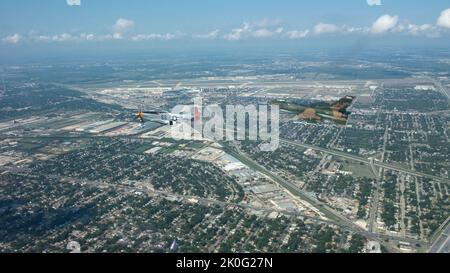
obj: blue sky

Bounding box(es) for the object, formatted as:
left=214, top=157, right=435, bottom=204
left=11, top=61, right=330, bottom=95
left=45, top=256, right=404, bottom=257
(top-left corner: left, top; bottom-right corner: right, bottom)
left=1, top=0, right=450, bottom=57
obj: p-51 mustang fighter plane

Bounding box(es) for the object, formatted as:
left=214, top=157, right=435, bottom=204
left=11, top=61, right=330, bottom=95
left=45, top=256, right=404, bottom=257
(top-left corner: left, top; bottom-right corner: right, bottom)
left=272, top=96, right=356, bottom=125
left=136, top=109, right=194, bottom=127
left=136, top=110, right=175, bottom=126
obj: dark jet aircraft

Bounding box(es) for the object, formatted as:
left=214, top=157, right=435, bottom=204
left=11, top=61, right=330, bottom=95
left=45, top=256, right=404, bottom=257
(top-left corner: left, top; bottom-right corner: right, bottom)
left=272, top=96, right=356, bottom=125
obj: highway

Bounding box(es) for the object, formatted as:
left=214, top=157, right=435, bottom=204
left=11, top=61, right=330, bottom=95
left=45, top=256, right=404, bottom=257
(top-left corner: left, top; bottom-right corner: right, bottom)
left=429, top=217, right=450, bottom=253
left=423, top=76, right=450, bottom=102
left=280, top=139, right=450, bottom=185
left=222, top=143, right=427, bottom=249
left=0, top=132, right=436, bottom=249
left=52, top=173, right=429, bottom=251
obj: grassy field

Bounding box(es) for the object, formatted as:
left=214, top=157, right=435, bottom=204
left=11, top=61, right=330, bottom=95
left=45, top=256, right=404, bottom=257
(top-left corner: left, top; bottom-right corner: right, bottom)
left=340, top=160, right=377, bottom=179
left=17, top=141, right=46, bottom=152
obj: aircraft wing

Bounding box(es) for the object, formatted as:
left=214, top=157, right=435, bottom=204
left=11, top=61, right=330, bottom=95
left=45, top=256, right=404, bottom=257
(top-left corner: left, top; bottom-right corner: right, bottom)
left=142, top=111, right=168, bottom=115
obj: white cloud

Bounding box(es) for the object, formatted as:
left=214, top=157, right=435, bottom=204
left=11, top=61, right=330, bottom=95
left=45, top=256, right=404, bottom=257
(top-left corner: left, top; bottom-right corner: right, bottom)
left=312, top=24, right=371, bottom=36
left=395, top=23, right=440, bottom=38
left=224, top=22, right=251, bottom=41
left=437, top=8, right=450, bottom=28
left=223, top=20, right=286, bottom=40
left=111, top=18, right=135, bottom=39
left=131, top=32, right=183, bottom=41
left=66, top=0, right=81, bottom=6
left=5, top=13, right=449, bottom=45
left=2, top=34, right=21, bottom=44
left=314, top=23, right=339, bottom=35
left=31, top=32, right=98, bottom=42
left=367, top=0, right=381, bottom=6
left=194, top=30, right=219, bottom=39
left=344, top=26, right=370, bottom=34
left=113, top=18, right=135, bottom=33
left=34, top=35, right=51, bottom=42
left=112, top=33, right=123, bottom=40
left=80, top=33, right=96, bottom=41
left=371, top=14, right=399, bottom=34
left=52, top=33, right=75, bottom=42
left=285, top=29, right=310, bottom=39
left=252, top=29, right=274, bottom=38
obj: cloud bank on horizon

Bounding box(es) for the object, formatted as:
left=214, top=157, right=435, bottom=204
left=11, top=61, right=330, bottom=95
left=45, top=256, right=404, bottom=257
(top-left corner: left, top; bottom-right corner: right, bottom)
left=2, top=2, right=450, bottom=45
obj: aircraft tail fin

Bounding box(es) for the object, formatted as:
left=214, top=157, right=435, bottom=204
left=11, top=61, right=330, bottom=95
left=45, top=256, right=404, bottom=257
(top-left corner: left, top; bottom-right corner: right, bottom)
left=331, top=96, right=356, bottom=113
left=137, top=111, right=145, bottom=123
